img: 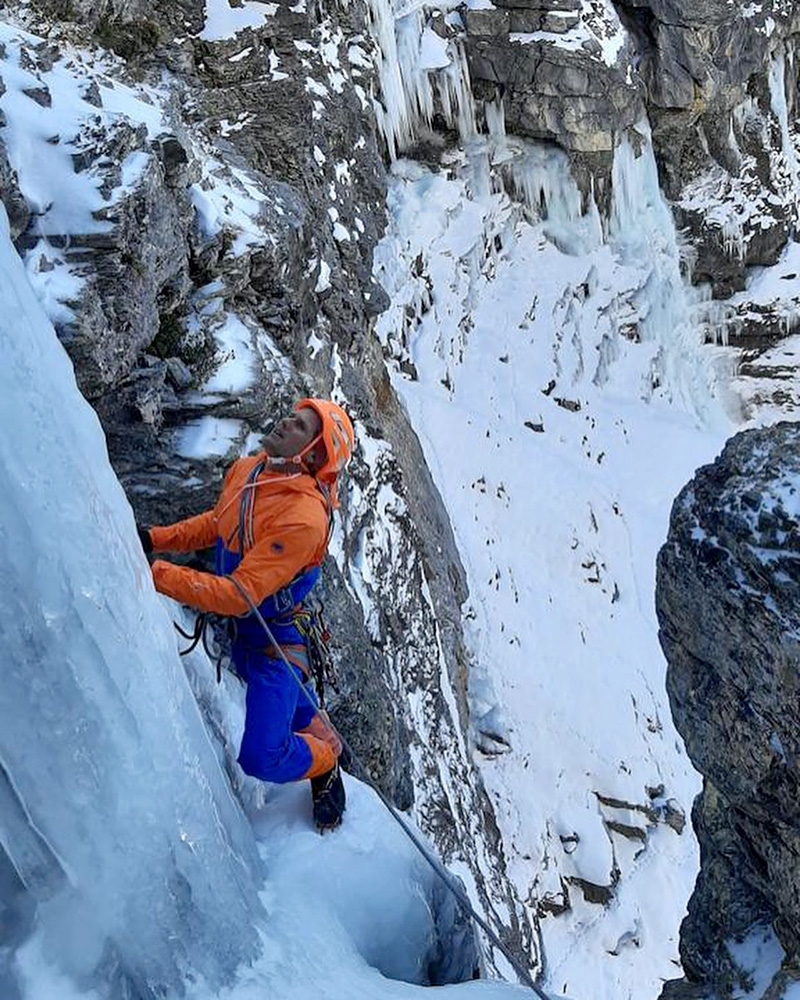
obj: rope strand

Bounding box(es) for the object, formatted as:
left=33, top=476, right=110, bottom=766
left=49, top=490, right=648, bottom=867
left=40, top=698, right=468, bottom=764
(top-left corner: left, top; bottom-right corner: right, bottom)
left=224, top=575, right=545, bottom=997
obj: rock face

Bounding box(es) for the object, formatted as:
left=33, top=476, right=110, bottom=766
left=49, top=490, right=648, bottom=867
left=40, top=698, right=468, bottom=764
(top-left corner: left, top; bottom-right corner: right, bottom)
left=468, top=35, right=642, bottom=151
left=40, top=130, right=194, bottom=400
left=656, top=423, right=800, bottom=996
left=0, top=84, right=28, bottom=238
left=15, top=0, right=386, bottom=399
left=465, top=7, right=644, bottom=202
left=464, top=0, right=800, bottom=293
left=632, top=0, right=800, bottom=299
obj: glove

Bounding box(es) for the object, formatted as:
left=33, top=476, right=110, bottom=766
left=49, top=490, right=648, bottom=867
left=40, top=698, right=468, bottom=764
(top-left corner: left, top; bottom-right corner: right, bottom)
left=137, top=525, right=153, bottom=556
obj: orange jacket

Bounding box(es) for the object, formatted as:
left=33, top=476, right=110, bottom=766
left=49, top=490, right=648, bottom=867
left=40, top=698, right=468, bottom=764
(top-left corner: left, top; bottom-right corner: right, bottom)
left=149, top=454, right=329, bottom=616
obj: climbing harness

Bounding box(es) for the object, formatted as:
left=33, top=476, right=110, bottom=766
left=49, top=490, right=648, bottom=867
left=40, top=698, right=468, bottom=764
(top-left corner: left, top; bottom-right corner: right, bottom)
left=225, top=575, right=546, bottom=998
left=174, top=595, right=336, bottom=701
left=291, top=602, right=338, bottom=707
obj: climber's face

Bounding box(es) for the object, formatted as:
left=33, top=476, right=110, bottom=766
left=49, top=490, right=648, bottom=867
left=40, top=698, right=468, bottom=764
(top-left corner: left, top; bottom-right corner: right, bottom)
left=264, top=407, right=322, bottom=461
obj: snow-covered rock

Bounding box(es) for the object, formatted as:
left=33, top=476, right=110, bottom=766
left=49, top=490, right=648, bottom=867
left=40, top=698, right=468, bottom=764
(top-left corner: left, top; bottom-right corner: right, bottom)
left=657, top=423, right=800, bottom=997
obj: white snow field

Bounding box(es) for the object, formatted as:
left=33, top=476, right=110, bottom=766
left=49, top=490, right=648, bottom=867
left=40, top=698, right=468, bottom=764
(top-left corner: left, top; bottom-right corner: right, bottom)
left=372, top=134, right=738, bottom=998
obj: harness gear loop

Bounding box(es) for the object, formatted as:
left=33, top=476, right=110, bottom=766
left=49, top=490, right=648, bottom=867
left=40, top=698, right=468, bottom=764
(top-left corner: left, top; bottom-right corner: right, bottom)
left=291, top=602, right=338, bottom=708
left=176, top=613, right=237, bottom=684
left=174, top=613, right=206, bottom=654
left=224, top=574, right=543, bottom=998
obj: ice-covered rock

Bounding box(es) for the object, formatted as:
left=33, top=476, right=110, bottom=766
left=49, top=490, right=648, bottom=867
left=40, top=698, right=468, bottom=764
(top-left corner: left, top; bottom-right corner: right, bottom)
left=621, top=0, right=800, bottom=300
left=0, top=25, right=195, bottom=399
left=462, top=0, right=640, bottom=207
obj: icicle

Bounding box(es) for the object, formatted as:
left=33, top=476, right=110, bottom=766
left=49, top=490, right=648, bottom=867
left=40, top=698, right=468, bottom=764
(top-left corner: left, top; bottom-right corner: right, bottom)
left=608, top=126, right=733, bottom=421
left=497, top=141, right=601, bottom=254
left=721, top=217, right=746, bottom=262
left=367, top=0, right=417, bottom=159
left=484, top=99, right=506, bottom=143
left=696, top=295, right=738, bottom=348
left=768, top=46, right=800, bottom=211
left=395, top=11, right=435, bottom=131
left=365, top=0, right=477, bottom=158
left=438, top=42, right=476, bottom=139
left=365, top=0, right=596, bottom=255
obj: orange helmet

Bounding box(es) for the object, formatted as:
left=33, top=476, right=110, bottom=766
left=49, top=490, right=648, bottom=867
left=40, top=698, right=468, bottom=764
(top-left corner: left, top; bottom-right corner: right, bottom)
left=294, top=398, right=355, bottom=504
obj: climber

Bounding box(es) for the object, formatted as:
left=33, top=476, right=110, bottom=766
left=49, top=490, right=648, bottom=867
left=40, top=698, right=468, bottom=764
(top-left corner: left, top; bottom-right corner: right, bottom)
left=137, top=398, right=355, bottom=831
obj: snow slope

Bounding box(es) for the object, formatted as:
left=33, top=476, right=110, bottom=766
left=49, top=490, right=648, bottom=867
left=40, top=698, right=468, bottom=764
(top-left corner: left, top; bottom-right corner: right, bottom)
left=373, top=138, right=737, bottom=998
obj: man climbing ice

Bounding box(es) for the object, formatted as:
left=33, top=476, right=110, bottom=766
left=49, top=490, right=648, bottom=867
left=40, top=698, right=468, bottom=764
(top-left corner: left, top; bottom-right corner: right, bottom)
left=138, top=398, right=355, bottom=831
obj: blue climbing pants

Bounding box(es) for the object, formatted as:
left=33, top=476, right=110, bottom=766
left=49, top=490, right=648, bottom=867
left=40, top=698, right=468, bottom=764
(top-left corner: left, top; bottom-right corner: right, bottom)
left=234, top=645, right=319, bottom=783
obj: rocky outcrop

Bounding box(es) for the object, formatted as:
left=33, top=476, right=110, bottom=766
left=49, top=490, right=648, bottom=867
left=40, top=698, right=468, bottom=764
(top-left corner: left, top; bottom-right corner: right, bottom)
left=613, top=0, right=800, bottom=297
left=31, top=1, right=200, bottom=52
left=17, top=0, right=387, bottom=393
left=461, top=0, right=800, bottom=411
left=464, top=0, right=800, bottom=297
left=38, top=130, right=194, bottom=400
left=656, top=423, right=800, bottom=997
left=613, top=0, right=787, bottom=112
left=0, top=83, right=28, bottom=238
left=190, top=19, right=389, bottom=360
left=465, top=4, right=644, bottom=196
left=468, top=37, right=642, bottom=151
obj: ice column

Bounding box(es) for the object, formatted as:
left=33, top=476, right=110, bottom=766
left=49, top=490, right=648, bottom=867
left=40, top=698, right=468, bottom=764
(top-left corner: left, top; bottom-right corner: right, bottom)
left=481, top=95, right=602, bottom=253
left=768, top=46, right=800, bottom=213
left=609, top=128, right=730, bottom=421
left=367, top=0, right=475, bottom=158
left=0, top=207, right=265, bottom=997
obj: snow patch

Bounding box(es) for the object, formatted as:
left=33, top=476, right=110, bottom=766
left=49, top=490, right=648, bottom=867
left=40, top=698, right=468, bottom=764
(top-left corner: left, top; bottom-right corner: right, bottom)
left=200, top=0, right=278, bottom=40
left=174, top=416, right=244, bottom=458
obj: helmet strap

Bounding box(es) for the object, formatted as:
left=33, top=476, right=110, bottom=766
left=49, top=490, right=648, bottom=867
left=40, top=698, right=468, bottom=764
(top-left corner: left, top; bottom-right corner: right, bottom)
left=266, top=433, right=323, bottom=475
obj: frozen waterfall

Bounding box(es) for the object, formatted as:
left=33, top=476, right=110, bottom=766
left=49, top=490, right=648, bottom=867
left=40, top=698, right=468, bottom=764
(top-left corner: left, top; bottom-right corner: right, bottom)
left=0, top=205, right=266, bottom=996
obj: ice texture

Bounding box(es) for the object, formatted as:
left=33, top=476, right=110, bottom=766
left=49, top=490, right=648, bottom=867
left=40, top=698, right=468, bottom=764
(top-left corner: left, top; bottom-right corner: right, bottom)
left=0, top=206, right=265, bottom=997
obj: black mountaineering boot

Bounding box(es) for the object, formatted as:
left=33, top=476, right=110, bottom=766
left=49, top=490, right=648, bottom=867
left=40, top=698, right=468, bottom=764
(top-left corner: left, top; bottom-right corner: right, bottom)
left=311, top=762, right=346, bottom=832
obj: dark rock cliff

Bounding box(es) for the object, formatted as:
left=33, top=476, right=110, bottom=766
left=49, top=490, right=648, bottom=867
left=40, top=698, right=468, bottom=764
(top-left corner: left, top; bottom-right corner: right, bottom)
left=623, top=0, right=800, bottom=302
left=657, top=423, right=800, bottom=997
